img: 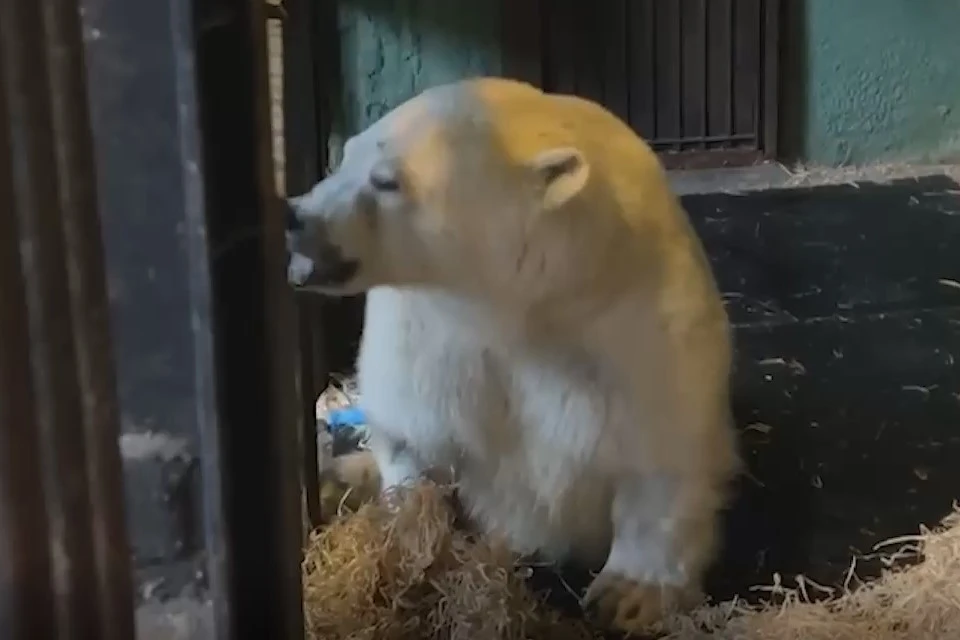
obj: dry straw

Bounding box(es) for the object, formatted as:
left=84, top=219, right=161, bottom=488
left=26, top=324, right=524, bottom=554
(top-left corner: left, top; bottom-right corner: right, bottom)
left=302, top=482, right=960, bottom=640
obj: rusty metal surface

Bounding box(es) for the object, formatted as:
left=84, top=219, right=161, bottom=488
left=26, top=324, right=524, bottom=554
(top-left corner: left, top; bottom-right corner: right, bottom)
left=0, top=0, right=135, bottom=638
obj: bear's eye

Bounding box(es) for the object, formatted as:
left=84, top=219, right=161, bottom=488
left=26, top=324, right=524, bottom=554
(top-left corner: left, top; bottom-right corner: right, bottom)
left=369, top=167, right=401, bottom=192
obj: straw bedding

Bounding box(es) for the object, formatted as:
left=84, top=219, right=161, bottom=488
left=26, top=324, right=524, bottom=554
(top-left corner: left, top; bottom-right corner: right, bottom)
left=302, top=480, right=960, bottom=640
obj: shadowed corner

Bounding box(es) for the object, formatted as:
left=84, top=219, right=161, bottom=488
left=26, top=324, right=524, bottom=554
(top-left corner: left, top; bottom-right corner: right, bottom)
left=285, top=196, right=304, bottom=232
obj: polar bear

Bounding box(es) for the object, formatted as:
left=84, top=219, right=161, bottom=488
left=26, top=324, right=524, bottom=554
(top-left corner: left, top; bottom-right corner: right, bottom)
left=286, top=77, right=740, bottom=633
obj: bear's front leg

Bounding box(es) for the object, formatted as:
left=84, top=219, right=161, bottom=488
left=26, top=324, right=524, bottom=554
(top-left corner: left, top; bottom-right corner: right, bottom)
left=366, top=429, right=432, bottom=490
left=366, top=427, right=470, bottom=527
left=583, top=474, right=720, bottom=634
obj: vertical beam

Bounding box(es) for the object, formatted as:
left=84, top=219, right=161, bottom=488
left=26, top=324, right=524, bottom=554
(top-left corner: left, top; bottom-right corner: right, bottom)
left=0, top=0, right=135, bottom=638
left=81, top=0, right=222, bottom=608
left=194, top=0, right=306, bottom=636
left=282, top=0, right=320, bottom=192
left=501, top=0, right=543, bottom=86
left=762, top=0, right=782, bottom=159
left=81, top=0, right=305, bottom=638
left=283, top=0, right=326, bottom=531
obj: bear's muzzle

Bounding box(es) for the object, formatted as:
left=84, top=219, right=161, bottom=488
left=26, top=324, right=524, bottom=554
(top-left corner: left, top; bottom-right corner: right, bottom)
left=285, top=197, right=360, bottom=289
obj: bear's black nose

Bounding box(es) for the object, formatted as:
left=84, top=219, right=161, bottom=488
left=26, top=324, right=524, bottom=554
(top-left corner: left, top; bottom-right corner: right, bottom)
left=285, top=198, right=304, bottom=232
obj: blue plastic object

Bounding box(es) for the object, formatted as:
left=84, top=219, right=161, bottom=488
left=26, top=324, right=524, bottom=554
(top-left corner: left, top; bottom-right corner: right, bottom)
left=326, top=406, right=366, bottom=430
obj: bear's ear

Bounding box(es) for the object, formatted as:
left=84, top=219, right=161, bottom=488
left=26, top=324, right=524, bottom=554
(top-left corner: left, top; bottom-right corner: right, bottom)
left=529, top=146, right=590, bottom=210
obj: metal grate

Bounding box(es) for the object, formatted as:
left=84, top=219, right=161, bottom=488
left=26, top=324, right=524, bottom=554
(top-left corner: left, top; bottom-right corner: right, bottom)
left=503, top=0, right=781, bottom=169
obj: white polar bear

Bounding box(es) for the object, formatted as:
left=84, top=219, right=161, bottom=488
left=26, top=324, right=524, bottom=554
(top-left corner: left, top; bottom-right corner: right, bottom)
left=286, top=77, right=740, bottom=634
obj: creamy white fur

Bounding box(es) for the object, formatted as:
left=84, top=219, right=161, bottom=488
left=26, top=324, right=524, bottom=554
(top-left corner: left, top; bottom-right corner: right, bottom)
left=292, top=77, right=740, bottom=631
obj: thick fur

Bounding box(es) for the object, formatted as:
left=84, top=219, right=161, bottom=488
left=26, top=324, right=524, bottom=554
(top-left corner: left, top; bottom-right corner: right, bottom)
left=289, top=77, right=740, bottom=633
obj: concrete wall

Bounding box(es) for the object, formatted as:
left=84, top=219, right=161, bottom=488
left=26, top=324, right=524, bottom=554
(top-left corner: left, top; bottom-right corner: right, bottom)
left=329, top=0, right=960, bottom=167
left=328, top=0, right=501, bottom=166
left=782, top=0, right=960, bottom=165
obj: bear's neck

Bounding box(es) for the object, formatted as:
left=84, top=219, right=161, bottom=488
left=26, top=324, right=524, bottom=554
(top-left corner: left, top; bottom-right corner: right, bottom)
left=413, top=283, right=647, bottom=358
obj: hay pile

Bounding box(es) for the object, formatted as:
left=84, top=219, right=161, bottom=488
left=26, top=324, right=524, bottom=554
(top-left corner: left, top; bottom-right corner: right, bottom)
left=302, top=482, right=597, bottom=640
left=302, top=483, right=960, bottom=640
left=666, top=504, right=960, bottom=640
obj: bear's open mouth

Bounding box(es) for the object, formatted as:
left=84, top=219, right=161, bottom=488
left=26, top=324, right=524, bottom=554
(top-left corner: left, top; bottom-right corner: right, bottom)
left=287, top=250, right=360, bottom=290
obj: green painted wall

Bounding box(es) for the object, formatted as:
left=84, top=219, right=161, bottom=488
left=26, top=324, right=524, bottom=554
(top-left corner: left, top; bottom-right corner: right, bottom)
left=782, top=0, right=960, bottom=165
left=327, top=0, right=501, bottom=166
left=328, top=0, right=960, bottom=167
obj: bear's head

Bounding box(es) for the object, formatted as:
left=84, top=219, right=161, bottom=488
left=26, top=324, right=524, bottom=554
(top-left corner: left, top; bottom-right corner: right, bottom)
left=286, top=77, right=638, bottom=307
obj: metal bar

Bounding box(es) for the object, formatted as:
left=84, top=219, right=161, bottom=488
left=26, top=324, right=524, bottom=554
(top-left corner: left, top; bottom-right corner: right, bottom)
left=762, top=0, right=782, bottom=158
left=705, top=0, right=733, bottom=141
left=574, top=0, right=604, bottom=104
left=297, top=297, right=326, bottom=529
left=699, top=0, right=709, bottom=149
left=602, top=0, right=629, bottom=122
left=654, top=0, right=682, bottom=146
left=658, top=147, right=765, bottom=170
left=501, top=0, right=543, bottom=87
left=44, top=0, right=138, bottom=633
left=544, top=0, right=577, bottom=96
left=650, top=0, right=659, bottom=140
left=282, top=0, right=325, bottom=532
left=732, top=0, right=762, bottom=136
left=194, top=0, right=305, bottom=637
left=676, top=0, right=685, bottom=138
left=281, top=0, right=323, bottom=533
left=727, top=0, right=736, bottom=139
left=626, top=0, right=658, bottom=140
left=0, top=0, right=135, bottom=638
left=652, top=133, right=756, bottom=145
left=679, top=0, right=708, bottom=150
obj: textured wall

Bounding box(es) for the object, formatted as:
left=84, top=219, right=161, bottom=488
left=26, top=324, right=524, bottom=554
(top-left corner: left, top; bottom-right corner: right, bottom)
left=330, top=0, right=960, bottom=167
left=330, top=0, right=501, bottom=165
left=783, top=0, right=960, bottom=165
